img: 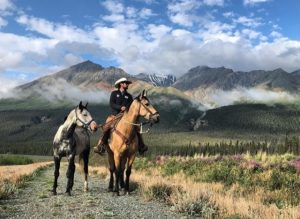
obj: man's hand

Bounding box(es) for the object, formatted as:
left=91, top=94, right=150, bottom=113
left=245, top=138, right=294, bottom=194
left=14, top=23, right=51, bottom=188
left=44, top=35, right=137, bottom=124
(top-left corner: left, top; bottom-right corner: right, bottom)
left=121, top=106, right=126, bottom=111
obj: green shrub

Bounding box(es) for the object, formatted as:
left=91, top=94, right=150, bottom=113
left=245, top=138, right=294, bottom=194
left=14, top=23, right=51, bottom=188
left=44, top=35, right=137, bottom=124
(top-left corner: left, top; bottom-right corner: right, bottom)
left=205, top=159, right=237, bottom=186
left=0, top=155, right=33, bottom=165
left=177, top=196, right=220, bottom=218
left=146, top=184, right=173, bottom=202
left=162, top=159, right=183, bottom=176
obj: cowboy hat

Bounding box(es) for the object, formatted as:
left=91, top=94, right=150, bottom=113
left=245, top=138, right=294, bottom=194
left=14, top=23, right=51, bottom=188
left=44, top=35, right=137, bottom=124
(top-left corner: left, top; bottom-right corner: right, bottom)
left=114, top=77, right=132, bottom=88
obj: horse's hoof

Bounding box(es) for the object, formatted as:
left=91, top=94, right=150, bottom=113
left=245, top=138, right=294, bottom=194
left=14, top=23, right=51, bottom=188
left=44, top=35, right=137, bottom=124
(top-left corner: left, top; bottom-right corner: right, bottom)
left=123, top=190, right=130, bottom=196
left=52, top=190, right=57, bottom=196
left=112, top=191, right=120, bottom=196
left=84, top=188, right=89, bottom=192
left=108, top=188, right=113, bottom=192
left=65, top=191, right=71, bottom=196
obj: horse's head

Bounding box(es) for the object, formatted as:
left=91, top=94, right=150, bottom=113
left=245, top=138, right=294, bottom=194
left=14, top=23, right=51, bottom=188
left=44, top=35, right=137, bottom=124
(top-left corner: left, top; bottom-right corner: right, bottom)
left=135, top=90, right=160, bottom=124
left=75, top=101, right=98, bottom=132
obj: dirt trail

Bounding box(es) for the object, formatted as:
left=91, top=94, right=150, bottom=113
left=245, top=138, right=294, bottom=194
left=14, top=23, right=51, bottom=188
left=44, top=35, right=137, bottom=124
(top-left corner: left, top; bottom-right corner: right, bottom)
left=0, top=164, right=182, bottom=219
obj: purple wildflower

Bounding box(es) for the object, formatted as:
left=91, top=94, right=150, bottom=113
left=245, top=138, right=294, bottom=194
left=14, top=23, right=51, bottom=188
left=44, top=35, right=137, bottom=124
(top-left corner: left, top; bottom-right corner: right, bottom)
left=290, top=159, right=300, bottom=172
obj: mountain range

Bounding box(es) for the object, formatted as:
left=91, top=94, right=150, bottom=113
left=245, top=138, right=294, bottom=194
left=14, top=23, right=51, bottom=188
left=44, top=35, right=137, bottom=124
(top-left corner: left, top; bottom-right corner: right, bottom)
left=14, top=60, right=300, bottom=109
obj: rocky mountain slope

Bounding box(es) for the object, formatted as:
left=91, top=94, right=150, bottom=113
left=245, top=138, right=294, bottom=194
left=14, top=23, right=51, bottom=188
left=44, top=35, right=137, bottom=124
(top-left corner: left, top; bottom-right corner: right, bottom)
left=135, top=73, right=176, bottom=87
left=173, top=66, right=300, bottom=92
left=172, top=66, right=300, bottom=106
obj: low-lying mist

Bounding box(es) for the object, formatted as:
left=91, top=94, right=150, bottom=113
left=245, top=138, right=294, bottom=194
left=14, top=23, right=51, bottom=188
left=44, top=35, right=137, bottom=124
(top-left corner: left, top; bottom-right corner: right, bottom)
left=208, top=87, right=297, bottom=108
left=33, top=78, right=110, bottom=104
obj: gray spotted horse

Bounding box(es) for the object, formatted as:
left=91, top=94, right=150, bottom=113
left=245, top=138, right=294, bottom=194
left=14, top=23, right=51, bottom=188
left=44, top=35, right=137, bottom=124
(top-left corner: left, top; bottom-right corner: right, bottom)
left=52, top=102, right=98, bottom=195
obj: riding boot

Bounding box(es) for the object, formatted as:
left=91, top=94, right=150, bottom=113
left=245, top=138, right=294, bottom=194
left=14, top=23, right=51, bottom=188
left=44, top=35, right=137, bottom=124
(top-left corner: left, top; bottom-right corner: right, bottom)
left=94, top=130, right=110, bottom=155
left=137, top=132, right=148, bottom=155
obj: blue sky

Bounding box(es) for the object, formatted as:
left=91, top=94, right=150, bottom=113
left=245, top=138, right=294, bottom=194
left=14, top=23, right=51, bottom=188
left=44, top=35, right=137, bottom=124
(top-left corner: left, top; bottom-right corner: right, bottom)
left=0, top=0, right=300, bottom=95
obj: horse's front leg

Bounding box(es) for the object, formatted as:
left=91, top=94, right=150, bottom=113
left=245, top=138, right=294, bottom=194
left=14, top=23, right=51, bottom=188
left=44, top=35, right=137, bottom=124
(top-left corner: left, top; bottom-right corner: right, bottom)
left=108, top=167, right=114, bottom=192
left=66, top=153, right=76, bottom=196
left=52, top=155, right=61, bottom=195
left=120, top=157, right=127, bottom=190
left=124, top=165, right=132, bottom=194
left=113, top=153, right=122, bottom=196
left=82, top=148, right=90, bottom=192
left=107, top=148, right=114, bottom=192
left=125, top=154, right=136, bottom=195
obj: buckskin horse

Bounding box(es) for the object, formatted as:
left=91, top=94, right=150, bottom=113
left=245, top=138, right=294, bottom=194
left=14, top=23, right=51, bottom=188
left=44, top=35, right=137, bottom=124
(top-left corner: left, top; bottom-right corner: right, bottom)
left=107, top=90, right=160, bottom=195
left=52, top=102, right=98, bottom=196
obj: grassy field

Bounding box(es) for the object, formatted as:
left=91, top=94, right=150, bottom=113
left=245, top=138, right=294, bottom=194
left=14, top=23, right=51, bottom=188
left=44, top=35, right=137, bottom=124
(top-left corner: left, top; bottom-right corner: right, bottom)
left=132, top=155, right=300, bottom=218
left=88, top=153, right=300, bottom=219
left=0, top=156, right=52, bottom=199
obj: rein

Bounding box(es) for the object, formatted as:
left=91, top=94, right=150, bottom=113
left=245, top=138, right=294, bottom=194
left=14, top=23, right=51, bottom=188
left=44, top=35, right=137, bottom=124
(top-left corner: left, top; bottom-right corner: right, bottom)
left=123, top=120, right=151, bottom=134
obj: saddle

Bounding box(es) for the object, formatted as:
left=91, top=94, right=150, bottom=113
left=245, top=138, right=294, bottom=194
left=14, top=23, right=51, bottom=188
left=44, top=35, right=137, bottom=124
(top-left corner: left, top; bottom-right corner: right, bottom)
left=100, top=113, right=123, bottom=132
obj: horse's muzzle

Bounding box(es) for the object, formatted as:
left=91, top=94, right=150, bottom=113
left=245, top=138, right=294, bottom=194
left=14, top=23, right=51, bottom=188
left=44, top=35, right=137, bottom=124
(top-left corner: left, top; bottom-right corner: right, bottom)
left=150, top=113, right=160, bottom=124
left=89, top=121, right=98, bottom=132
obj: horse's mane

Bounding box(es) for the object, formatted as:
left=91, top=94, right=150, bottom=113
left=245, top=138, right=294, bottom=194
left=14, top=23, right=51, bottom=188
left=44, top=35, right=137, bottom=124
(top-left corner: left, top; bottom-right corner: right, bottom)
left=123, top=95, right=149, bottom=114
left=133, top=95, right=149, bottom=101
left=53, top=109, right=77, bottom=144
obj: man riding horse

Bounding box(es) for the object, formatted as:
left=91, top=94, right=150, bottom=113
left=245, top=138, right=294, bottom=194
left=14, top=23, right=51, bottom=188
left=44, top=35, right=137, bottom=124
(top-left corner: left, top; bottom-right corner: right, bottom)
left=94, top=77, right=148, bottom=155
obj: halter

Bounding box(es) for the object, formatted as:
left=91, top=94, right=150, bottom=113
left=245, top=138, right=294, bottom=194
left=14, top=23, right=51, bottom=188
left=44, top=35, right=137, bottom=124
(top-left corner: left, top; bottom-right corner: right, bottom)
left=75, top=108, right=95, bottom=130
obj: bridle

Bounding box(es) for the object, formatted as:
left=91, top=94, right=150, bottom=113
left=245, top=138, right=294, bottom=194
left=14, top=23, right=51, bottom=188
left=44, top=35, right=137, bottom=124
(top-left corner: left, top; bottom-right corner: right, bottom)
left=75, top=108, right=95, bottom=130
left=138, top=99, right=159, bottom=120
left=123, top=99, right=159, bottom=134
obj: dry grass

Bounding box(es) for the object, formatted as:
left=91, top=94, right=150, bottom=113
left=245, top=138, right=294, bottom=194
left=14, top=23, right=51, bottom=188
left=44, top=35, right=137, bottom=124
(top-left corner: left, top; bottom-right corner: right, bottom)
left=134, top=169, right=300, bottom=218
left=0, top=161, right=53, bottom=199
left=89, top=164, right=300, bottom=218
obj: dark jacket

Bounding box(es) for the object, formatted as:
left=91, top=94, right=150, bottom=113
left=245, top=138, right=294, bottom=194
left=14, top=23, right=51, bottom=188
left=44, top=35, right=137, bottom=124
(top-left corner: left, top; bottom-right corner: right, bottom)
left=109, top=90, right=133, bottom=115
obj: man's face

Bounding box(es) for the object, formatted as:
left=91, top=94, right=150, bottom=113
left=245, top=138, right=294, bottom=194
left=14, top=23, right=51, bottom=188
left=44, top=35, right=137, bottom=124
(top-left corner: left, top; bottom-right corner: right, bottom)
left=120, top=82, right=129, bottom=89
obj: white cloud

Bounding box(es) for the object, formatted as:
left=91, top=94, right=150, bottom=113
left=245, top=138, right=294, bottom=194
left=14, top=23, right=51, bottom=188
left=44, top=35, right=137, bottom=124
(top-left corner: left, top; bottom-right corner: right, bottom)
left=244, top=0, right=271, bottom=6
left=16, top=15, right=92, bottom=43
left=168, top=0, right=200, bottom=13
left=0, top=75, right=26, bottom=99
left=140, top=8, right=155, bottom=19
left=147, top=24, right=172, bottom=39
left=32, top=78, right=110, bottom=104
left=270, top=31, right=282, bottom=39
left=101, top=0, right=124, bottom=14
left=0, top=17, right=7, bottom=27
left=234, top=16, right=263, bottom=27
left=210, top=87, right=296, bottom=107
left=223, top=11, right=235, bottom=18
left=0, top=0, right=14, bottom=28
left=0, top=0, right=13, bottom=11
left=167, top=0, right=201, bottom=27
left=103, top=14, right=125, bottom=23
left=126, top=7, right=138, bottom=18
left=169, top=13, right=194, bottom=27
left=242, top=29, right=261, bottom=39
left=203, top=0, right=224, bottom=6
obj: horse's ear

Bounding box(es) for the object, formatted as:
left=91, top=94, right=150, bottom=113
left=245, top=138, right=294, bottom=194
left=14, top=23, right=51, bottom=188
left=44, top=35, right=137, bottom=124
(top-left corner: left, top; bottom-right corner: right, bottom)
left=85, top=102, right=88, bottom=108
left=141, top=90, right=145, bottom=97
left=79, top=101, right=83, bottom=111
left=144, top=90, right=147, bottom=97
